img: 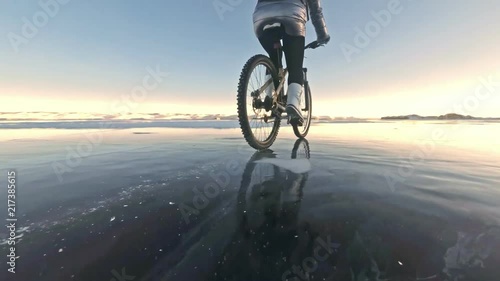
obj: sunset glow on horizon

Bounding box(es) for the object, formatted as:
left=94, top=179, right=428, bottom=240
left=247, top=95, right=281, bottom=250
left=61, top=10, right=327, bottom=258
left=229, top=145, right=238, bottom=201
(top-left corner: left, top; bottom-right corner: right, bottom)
left=1, top=0, right=499, bottom=119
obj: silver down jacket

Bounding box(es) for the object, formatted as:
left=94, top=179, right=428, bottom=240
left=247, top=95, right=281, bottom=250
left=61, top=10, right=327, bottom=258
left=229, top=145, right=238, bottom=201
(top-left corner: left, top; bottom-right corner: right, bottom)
left=253, top=0, right=329, bottom=40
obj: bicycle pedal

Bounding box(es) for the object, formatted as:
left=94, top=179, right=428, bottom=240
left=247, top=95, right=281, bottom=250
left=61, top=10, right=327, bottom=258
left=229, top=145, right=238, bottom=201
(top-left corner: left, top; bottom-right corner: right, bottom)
left=290, top=118, right=304, bottom=126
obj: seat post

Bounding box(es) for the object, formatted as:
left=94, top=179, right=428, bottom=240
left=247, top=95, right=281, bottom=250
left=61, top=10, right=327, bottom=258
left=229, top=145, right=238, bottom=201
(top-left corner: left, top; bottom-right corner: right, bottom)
left=274, top=41, right=283, bottom=73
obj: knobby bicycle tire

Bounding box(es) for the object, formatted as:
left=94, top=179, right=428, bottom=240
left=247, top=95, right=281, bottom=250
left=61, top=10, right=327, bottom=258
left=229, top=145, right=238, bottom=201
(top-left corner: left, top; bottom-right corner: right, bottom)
left=237, top=55, right=281, bottom=150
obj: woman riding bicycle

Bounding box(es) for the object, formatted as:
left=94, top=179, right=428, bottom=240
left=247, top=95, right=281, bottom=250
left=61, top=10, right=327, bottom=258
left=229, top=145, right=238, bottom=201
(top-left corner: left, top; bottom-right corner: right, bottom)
left=253, top=0, right=330, bottom=122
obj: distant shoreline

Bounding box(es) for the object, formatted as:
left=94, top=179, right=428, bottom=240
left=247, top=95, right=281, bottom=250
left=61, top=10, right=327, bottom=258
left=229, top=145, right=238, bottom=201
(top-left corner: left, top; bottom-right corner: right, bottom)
left=1, top=112, right=499, bottom=122
left=381, top=113, right=500, bottom=120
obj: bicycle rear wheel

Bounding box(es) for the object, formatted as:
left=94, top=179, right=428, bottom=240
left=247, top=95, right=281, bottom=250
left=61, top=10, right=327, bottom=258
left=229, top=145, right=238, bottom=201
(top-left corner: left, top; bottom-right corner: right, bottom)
left=237, top=55, right=281, bottom=150
left=292, top=81, right=312, bottom=138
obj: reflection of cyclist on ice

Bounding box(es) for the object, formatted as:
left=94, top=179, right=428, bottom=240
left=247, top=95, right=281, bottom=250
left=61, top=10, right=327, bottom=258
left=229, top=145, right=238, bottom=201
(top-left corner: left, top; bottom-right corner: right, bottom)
left=211, top=139, right=317, bottom=280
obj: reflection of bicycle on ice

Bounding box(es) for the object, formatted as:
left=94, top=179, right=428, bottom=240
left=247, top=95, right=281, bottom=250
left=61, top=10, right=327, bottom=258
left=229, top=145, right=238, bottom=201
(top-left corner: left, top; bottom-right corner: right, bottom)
left=211, top=139, right=316, bottom=280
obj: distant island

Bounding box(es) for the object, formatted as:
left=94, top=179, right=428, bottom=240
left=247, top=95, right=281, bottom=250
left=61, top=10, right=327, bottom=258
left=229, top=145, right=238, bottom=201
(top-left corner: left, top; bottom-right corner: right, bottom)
left=381, top=113, right=500, bottom=120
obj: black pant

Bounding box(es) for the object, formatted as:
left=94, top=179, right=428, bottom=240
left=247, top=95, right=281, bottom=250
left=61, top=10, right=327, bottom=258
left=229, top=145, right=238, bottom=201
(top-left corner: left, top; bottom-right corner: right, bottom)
left=258, top=27, right=305, bottom=86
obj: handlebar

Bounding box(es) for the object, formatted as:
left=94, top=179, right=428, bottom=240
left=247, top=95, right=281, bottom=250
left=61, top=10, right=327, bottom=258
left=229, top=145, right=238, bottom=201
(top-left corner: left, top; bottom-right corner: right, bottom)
left=305, top=41, right=325, bottom=50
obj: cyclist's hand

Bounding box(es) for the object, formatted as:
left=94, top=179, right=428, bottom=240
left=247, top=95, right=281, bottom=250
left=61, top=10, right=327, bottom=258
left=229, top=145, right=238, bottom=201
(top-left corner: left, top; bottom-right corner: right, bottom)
left=317, top=34, right=331, bottom=46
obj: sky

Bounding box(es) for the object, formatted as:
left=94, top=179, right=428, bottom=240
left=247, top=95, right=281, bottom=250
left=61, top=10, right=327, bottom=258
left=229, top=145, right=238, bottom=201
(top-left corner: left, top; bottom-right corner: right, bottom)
left=1, top=0, right=499, bottom=118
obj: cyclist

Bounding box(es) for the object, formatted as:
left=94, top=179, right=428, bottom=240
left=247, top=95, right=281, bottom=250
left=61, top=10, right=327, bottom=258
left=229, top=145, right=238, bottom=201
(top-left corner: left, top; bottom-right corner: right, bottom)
left=253, top=0, right=330, bottom=122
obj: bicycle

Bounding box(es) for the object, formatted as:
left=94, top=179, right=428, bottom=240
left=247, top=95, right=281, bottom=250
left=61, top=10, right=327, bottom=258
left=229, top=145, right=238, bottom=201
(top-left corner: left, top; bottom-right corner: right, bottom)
left=237, top=40, right=323, bottom=150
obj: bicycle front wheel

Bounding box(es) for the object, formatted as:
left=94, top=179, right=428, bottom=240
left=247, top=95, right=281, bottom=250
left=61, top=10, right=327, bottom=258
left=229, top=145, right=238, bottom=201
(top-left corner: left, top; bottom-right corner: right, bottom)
left=292, top=81, right=312, bottom=138
left=237, top=55, right=281, bottom=150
